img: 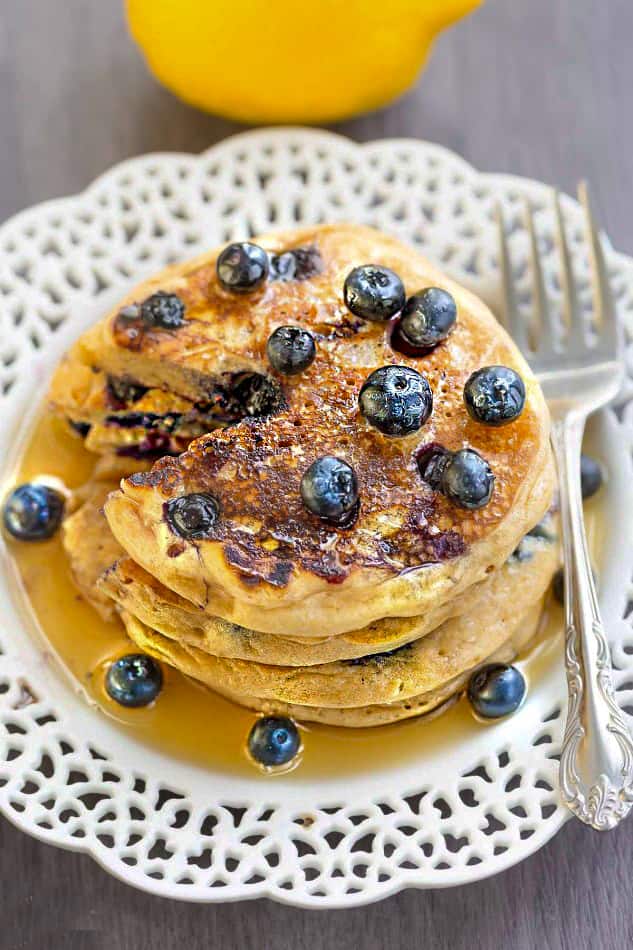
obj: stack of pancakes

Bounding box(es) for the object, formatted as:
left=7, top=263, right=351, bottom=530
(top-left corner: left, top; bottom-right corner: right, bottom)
left=52, top=225, right=557, bottom=727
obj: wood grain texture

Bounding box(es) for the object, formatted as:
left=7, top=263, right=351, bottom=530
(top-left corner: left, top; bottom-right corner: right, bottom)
left=1, top=1, right=633, bottom=947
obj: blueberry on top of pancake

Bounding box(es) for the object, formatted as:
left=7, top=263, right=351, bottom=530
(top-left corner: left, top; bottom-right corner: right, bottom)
left=49, top=225, right=552, bottom=638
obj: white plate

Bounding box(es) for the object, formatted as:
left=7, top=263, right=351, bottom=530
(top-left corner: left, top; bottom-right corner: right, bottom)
left=0, top=129, right=632, bottom=908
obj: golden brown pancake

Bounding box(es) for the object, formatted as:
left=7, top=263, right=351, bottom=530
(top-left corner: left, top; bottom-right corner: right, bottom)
left=231, top=601, right=544, bottom=727
left=62, top=479, right=124, bottom=620
left=64, top=470, right=557, bottom=668
left=51, top=224, right=552, bottom=636
left=51, top=361, right=225, bottom=457
left=61, top=457, right=151, bottom=618
left=122, top=587, right=547, bottom=722
left=119, top=531, right=556, bottom=709
left=100, top=515, right=558, bottom=665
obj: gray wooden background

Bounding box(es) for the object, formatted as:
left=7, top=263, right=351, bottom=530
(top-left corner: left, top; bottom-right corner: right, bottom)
left=2, top=1, right=632, bottom=948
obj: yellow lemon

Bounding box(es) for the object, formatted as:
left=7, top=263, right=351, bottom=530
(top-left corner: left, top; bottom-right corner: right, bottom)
left=126, top=0, right=482, bottom=124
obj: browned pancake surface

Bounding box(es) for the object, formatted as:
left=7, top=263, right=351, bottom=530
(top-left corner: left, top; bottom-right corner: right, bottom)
left=49, top=225, right=551, bottom=630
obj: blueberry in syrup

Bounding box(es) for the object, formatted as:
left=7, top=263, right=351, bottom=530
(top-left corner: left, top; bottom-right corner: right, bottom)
left=267, top=326, right=316, bottom=376
left=300, top=456, right=359, bottom=525
left=247, top=716, right=301, bottom=767
left=3, top=483, right=65, bottom=541
left=105, top=653, right=163, bottom=708
left=580, top=454, right=603, bottom=500
left=467, top=663, right=526, bottom=719
left=140, top=291, right=185, bottom=330
left=343, top=265, right=406, bottom=322
left=165, top=492, right=220, bottom=539
left=217, top=241, right=269, bottom=293
left=464, top=365, right=526, bottom=426
left=416, top=445, right=449, bottom=492
left=395, top=287, right=457, bottom=350
left=359, top=365, right=433, bottom=436
left=418, top=447, right=494, bottom=510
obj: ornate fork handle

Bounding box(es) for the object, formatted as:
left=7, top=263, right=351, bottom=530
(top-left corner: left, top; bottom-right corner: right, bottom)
left=552, top=411, right=633, bottom=829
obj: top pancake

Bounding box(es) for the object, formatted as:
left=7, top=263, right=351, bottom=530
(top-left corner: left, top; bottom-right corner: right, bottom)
left=50, top=224, right=552, bottom=637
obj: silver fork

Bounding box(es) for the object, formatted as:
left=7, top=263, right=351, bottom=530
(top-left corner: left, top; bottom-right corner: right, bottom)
left=497, top=184, right=633, bottom=830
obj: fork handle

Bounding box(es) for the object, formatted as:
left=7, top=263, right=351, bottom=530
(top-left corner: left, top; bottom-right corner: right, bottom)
left=551, top=412, right=633, bottom=829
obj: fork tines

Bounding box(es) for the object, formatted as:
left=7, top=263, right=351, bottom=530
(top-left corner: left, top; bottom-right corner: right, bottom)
left=496, top=184, right=619, bottom=364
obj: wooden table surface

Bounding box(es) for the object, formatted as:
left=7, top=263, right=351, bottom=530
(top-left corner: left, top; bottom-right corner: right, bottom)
left=2, top=1, right=632, bottom=947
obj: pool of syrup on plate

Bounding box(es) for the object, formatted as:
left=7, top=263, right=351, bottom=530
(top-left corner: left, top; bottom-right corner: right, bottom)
left=5, top=409, right=604, bottom=780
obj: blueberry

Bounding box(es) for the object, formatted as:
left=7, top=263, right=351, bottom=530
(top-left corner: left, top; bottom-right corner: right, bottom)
left=247, top=716, right=301, bottom=767
left=267, top=326, right=316, bottom=376
left=580, top=454, right=603, bottom=500
left=68, top=419, right=91, bottom=438
left=343, top=265, right=405, bottom=322
left=552, top=567, right=564, bottom=604
left=106, top=375, right=149, bottom=408
left=345, top=642, right=413, bottom=666
left=217, top=241, right=269, bottom=293
left=552, top=565, right=597, bottom=605
left=419, top=447, right=494, bottom=510
left=464, top=365, right=526, bottom=426
left=106, top=653, right=163, bottom=708
left=395, top=287, right=457, bottom=350
left=510, top=538, right=533, bottom=562
left=140, top=292, right=185, bottom=330
left=270, top=246, right=323, bottom=282
left=3, top=483, right=65, bottom=541
left=359, top=365, right=433, bottom=436
left=512, top=517, right=556, bottom=560
left=526, top=517, right=556, bottom=542
left=442, top=449, right=494, bottom=510
left=416, top=445, right=449, bottom=491
left=227, top=372, right=285, bottom=419
left=165, top=492, right=219, bottom=539
left=467, top=663, right=526, bottom=718
left=300, top=456, right=359, bottom=525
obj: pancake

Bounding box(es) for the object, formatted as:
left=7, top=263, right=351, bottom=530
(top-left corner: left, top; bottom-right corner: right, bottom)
left=122, top=592, right=546, bottom=724
left=62, top=479, right=124, bottom=620
left=119, top=531, right=556, bottom=709
left=233, top=601, right=544, bottom=727
left=100, top=515, right=558, bottom=665
left=106, top=445, right=553, bottom=640
left=59, top=223, right=553, bottom=637
left=52, top=361, right=228, bottom=458
left=61, top=457, right=150, bottom=617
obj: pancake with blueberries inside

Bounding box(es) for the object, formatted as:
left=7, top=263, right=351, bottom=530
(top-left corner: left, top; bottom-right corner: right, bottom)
left=62, top=478, right=557, bottom=724
left=85, top=225, right=554, bottom=638
left=40, top=223, right=563, bottom=745
left=115, top=516, right=558, bottom=715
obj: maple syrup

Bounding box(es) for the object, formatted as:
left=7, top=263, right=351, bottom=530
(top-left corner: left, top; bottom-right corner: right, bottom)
left=4, top=408, right=603, bottom=779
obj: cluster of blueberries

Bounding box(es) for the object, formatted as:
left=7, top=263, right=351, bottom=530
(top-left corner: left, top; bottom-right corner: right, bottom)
left=211, top=241, right=531, bottom=526
left=106, top=241, right=531, bottom=530
left=0, top=239, right=607, bottom=769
